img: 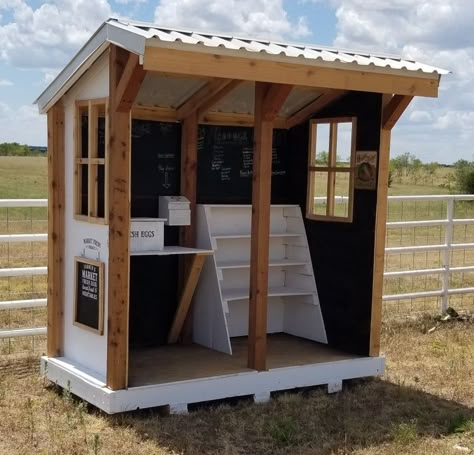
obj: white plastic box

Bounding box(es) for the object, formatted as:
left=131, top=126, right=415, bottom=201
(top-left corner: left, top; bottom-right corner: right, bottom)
left=130, top=218, right=165, bottom=252
left=159, top=196, right=191, bottom=226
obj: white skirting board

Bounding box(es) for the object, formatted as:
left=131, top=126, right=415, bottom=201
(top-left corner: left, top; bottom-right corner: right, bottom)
left=41, top=355, right=385, bottom=414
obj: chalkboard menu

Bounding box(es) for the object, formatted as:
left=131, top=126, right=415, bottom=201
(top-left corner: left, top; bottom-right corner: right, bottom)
left=74, top=257, right=104, bottom=335
left=197, top=125, right=289, bottom=203
left=131, top=120, right=181, bottom=217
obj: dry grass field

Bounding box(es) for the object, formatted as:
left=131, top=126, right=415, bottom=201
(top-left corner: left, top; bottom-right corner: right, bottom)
left=0, top=157, right=473, bottom=454
left=0, top=318, right=472, bottom=454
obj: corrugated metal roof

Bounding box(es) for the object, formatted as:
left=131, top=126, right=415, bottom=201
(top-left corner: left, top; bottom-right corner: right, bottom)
left=112, top=18, right=448, bottom=76
left=35, top=17, right=449, bottom=113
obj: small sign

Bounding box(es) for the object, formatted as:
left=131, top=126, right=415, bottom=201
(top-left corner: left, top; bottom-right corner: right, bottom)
left=74, top=257, right=104, bottom=335
left=355, top=151, right=378, bottom=190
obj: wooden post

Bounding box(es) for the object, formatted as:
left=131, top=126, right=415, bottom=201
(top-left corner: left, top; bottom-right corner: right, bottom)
left=47, top=103, right=65, bottom=358
left=369, top=94, right=392, bottom=356
left=248, top=82, right=273, bottom=371
left=107, top=45, right=132, bottom=390
left=178, top=111, right=199, bottom=343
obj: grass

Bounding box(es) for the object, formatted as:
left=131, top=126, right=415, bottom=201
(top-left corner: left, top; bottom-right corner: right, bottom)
left=0, top=156, right=48, bottom=199
left=0, top=318, right=472, bottom=454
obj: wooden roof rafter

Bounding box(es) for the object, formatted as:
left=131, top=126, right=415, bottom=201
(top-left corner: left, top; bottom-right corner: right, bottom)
left=285, top=90, right=346, bottom=129
left=114, top=52, right=147, bottom=112
left=176, top=78, right=235, bottom=120
left=382, top=94, right=413, bottom=130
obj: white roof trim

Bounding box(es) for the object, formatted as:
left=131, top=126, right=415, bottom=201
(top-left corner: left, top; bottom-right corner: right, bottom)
left=35, top=18, right=449, bottom=114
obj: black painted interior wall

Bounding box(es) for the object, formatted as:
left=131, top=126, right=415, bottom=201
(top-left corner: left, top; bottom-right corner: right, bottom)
left=287, top=91, right=382, bottom=355
left=129, top=92, right=382, bottom=354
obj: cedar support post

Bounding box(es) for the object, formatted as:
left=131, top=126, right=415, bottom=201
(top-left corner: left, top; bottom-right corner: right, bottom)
left=106, top=45, right=137, bottom=390
left=178, top=111, right=199, bottom=343
left=248, top=82, right=292, bottom=371
left=47, top=103, right=65, bottom=357
left=370, top=94, right=393, bottom=356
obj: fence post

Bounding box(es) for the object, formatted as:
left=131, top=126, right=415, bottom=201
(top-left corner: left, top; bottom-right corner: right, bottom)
left=441, top=198, right=454, bottom=313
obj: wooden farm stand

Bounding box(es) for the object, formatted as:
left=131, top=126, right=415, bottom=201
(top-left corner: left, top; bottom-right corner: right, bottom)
left=36, top=18, right=447, bottom=413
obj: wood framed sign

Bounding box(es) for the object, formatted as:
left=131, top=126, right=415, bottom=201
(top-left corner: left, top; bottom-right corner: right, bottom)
left=74, top=257, right=104, bottom=335
left=355, top=151, right=378, bottom=190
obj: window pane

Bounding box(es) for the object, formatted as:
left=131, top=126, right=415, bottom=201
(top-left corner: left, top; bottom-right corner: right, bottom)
left=98, top=116, right=106, bottom=159
left=80, top=165, right=88, bottom=216
left=334, top=172, right=350, bottom=218
left=97, top=165, right=105, bottom=218
left=80, top=109, right=88, bottom=158
left=336, top=122, right=352, bottom=167
left=315, top=123, right=330, bottom=165
left=311, top=171, right=328, bottom=216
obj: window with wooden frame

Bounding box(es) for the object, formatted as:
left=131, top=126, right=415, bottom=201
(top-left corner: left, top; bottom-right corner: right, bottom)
left=75, top=99, right=108, bottom=223
left=307, top=117, right=356, bottom=222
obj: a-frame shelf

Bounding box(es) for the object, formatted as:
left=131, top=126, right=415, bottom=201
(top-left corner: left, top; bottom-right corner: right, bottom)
left=192, top=204, right=328, bottom=355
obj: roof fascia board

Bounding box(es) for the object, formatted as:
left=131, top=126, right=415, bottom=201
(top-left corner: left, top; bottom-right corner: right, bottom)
left=143, top=45, right=439, bottom=97
left=145, top=39, right=440, bottom=82
left=35, top=20, right=147, bottom=114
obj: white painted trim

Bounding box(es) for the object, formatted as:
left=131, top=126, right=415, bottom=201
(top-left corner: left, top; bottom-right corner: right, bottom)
left=43, top=355, right=385, bottom=414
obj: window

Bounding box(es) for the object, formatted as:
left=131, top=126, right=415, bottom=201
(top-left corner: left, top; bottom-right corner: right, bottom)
left=75, top=99, right=108, bottom=223
left=307, top=118, right=356, bottom=222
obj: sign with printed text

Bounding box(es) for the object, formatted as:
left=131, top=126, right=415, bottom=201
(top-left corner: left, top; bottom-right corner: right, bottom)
left=74, top=257, right=104, bottom=335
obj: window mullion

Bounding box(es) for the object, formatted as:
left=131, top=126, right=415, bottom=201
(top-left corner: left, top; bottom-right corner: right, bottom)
left=88, top=102, right=98, bottom=218
left=326, top=123, right=338, bottom=216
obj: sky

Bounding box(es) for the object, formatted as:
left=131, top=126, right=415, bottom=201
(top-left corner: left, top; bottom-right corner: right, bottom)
left=0, top=0, right=472, bottom=164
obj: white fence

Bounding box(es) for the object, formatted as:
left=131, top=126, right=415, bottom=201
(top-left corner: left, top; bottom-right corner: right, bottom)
left=1, top=196, right=474, bottom=349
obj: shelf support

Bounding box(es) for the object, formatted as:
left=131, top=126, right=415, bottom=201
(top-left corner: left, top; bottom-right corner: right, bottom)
left=248, top=82, right=291, bottom=371
left=168, top=253, right=209, bottom=344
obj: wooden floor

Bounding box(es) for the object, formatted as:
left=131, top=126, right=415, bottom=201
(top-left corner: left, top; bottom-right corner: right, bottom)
left=128, top=334, right=358, bottom=387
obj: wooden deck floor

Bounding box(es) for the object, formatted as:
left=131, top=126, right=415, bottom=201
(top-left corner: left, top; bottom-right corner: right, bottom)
left=128, top=334, right=358, bottom=387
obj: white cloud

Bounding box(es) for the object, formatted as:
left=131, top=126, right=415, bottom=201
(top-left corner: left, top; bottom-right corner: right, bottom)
left=154, top=0, right=310, bottom=39
left=0, top=78, right=13, bottom=86
left=331, top=0, right=474, bottom=163
left=0, top=0, right=112, bottom=69
left=0, top=102, right=46, bottom=145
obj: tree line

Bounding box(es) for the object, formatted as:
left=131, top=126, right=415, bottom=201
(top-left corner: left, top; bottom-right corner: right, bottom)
left=0, top=142, right=46, bottom=156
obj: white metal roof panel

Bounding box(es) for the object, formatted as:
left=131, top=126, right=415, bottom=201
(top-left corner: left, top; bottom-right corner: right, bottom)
left=35, top=17, right=449, bottom=113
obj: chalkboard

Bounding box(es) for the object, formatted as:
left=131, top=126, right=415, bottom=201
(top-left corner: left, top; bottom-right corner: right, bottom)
left=197, top=125, right=289, bottom=204
left=74, top=257, right=104, bottom=335
left=131, top=120, right=181, bottom=218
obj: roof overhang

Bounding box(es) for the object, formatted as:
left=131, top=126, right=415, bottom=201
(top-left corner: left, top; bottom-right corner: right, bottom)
left=35, top=18, right=449, bottom=114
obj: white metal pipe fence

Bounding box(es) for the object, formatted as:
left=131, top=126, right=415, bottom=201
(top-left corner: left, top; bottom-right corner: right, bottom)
left=1, top=196, right=474, bottom=352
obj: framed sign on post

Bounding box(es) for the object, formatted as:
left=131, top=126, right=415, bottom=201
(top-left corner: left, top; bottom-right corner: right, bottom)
left=74, top=257, right=105, bottom=335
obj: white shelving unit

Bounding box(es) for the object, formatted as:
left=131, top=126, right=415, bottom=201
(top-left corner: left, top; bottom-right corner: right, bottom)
left=193, top=204, right=327, bottom=355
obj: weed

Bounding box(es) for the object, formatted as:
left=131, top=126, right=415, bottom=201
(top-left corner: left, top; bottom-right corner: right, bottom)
left=447, top=414, right=474, bottom=434
left=267, top=416, right=298, bottom=447
left=392, top=420, right=418, bottom=446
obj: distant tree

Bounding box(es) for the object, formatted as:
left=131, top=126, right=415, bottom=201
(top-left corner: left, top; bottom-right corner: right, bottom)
left=0, top=142, right=38, bottom=156
left=454, top=159, right=474, bottom=194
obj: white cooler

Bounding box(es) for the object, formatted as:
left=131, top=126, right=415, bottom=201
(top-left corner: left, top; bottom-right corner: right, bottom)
left=130, top=218, right=165, bottom=252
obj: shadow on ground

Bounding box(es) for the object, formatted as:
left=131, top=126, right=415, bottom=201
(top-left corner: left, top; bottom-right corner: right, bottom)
left=105, top=378, right=474, bottom=454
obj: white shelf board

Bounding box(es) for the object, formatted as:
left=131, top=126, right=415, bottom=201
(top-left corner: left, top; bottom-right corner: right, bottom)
left=222, top=286, right=314, bottom=302
left=217, top=259, right=308, bottom=269
left=201, top=204, right=300, bottom=209
left=130, top=246, right=213, bottom=256
left=213, top=233, right=302, bottom=240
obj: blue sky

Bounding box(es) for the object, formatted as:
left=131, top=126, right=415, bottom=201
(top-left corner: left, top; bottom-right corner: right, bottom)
left=0, top=1, right=472, bottom=164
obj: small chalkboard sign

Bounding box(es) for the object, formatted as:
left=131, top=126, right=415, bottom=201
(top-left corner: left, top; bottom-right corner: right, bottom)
left=74, top=257, right=104, bottom=335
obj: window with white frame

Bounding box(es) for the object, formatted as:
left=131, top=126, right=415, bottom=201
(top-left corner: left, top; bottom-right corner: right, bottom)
left=307, top=118, right=356, bottom=222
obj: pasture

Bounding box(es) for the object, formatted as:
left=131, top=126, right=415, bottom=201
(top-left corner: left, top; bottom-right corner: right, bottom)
left=0, top=156, right=472, bottom=454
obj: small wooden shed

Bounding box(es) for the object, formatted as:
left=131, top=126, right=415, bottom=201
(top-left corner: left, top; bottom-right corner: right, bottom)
left=36, top=18, right=447, bottom=414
